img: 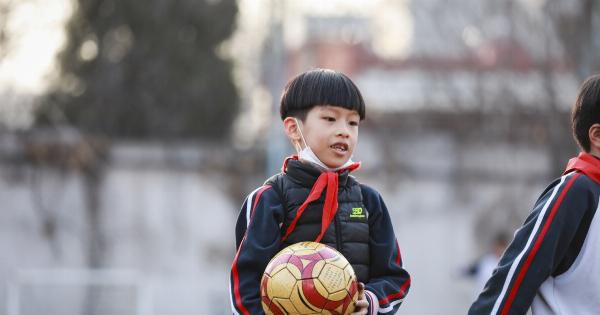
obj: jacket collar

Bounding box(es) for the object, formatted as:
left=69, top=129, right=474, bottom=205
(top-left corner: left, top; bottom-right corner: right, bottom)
left=564, top=152, right=600, bottom=184
left=282, top=155, right=360, bottom=188
left=280, top=156, right=361, bottom=244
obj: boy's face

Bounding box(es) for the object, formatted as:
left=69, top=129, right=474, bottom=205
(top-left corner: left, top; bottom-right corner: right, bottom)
left=296, top=105, right=360, bottom=169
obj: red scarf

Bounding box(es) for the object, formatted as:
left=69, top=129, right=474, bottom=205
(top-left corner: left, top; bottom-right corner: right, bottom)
left=563, top=152, right=600, bottom=184
left=281, top=156, right=361, bottom=243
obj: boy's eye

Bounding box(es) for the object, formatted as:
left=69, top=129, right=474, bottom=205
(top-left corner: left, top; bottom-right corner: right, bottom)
left=349, top=121, right=359, bottom=127
left=322, top=116, right=336, bottom=122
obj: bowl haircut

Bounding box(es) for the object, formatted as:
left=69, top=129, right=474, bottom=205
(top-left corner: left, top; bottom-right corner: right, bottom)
left=280, top=68, right=366, bottom=121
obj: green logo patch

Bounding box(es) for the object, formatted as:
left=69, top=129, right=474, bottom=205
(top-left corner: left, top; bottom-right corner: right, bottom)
left=350, top=207, right=365, bottom=219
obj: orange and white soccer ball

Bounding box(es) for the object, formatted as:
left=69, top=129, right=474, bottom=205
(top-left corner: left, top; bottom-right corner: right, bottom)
left=260, top=241, right=359, bottom=315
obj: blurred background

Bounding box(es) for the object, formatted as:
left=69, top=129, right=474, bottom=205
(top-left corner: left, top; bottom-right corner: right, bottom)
left=1, top=0, right=599, bottom=314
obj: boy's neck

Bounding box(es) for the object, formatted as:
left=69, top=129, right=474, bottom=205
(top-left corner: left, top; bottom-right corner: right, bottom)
left=589, top=147, right=600, bottom=159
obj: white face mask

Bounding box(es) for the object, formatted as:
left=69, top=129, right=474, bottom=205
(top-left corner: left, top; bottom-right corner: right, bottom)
left=294, top=118, right=354, bottom=171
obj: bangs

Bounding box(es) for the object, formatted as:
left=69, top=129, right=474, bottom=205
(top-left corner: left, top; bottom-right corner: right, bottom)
left=280, top=69, right=366, bottom=120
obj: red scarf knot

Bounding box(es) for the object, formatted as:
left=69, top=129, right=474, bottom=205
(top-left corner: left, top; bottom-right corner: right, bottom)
left=280, top=156, right=361, bottom=243
left=282, top=171, right=339, bottom=242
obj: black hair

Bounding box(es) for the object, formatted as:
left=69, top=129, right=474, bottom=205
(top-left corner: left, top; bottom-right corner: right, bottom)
left=280, top=68, right=366, bottom=121
left=572, top=74, right=600, bottom=152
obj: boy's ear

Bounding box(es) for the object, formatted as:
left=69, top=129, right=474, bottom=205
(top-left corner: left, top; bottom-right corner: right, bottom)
left=589, top=123, right=600, bottom=151
left=283, top=117, right=301, bottom=143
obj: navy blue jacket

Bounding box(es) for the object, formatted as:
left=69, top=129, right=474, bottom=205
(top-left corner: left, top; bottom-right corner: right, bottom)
left=469, top=153, right=600, bottom=314
left=229, top=159, right=410, bottom=314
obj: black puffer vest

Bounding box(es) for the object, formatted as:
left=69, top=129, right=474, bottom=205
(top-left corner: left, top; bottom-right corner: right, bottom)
left=266, top=158, right=370, bottom=282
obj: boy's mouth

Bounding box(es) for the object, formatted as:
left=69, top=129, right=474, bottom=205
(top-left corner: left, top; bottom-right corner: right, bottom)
left=330, top=143, right=348, bottom=153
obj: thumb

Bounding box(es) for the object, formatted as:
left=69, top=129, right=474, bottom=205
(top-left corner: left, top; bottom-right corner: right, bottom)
left=358, top=282, right=365, bottom=296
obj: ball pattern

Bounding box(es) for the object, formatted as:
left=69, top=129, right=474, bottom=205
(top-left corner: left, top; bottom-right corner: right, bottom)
left=261, top=242, right=358, bottom=315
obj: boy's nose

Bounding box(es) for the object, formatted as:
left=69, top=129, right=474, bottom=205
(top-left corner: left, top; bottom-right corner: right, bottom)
left=336, top=127, right=350, bottom=138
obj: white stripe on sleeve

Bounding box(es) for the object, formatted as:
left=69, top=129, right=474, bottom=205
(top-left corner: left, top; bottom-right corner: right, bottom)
left=365, top=290, right=380, bottom=314
left=245, top=187, right=262, bottom=228
left=228, top=280, right=241, bottom=315
left=379, top=299, right=403, bottom=313
left=489, top=174, right=569, bottom=314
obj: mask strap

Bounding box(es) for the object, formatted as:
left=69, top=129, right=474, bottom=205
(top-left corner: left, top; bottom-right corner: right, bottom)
left=294, top=118, right=308, bottom=153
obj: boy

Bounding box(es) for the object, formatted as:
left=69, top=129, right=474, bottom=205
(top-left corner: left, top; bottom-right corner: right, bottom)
left=229, top=69, right=411, bottom=314
left=469, top=74, right=600, bottom=314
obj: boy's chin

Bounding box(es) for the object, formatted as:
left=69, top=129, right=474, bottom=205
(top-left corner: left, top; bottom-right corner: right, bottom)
left=324, top=159, right=351, bottom=169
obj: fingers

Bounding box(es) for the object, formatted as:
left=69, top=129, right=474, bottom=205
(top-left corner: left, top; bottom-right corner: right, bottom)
left=357, top=282, right=365, bottom=296
left=352, top=300, right=369, bottom=314
left=351, top=282, right=368, bottom=315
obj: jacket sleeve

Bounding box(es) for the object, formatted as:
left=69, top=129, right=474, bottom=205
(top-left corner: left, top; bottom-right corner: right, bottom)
left=361, top=185, right=411, bottom=315
left=469, top=172, right=595, bottom=315
left=229, top=185, right=285, bottom=315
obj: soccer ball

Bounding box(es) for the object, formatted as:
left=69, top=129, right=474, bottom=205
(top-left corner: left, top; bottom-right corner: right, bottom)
left=260, top=241, right=358, bottom=315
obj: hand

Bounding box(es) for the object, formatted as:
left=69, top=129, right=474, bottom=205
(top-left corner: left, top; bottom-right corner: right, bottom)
left=351, top=282, right=369, bottom=315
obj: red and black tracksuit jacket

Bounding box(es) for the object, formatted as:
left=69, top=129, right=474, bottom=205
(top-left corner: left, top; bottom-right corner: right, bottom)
left=469, top=153, right=600, bottom=314
left=230, top=158, right=410, bottom=314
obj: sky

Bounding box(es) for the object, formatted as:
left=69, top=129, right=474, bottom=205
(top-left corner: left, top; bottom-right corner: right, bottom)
left=0, top=0, right=73, bottom=128
left=0, top=0, right=72, bottom=94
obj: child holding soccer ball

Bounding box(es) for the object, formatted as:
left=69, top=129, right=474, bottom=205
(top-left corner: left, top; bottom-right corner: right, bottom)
left=229, top=69, right=411, bottom=314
